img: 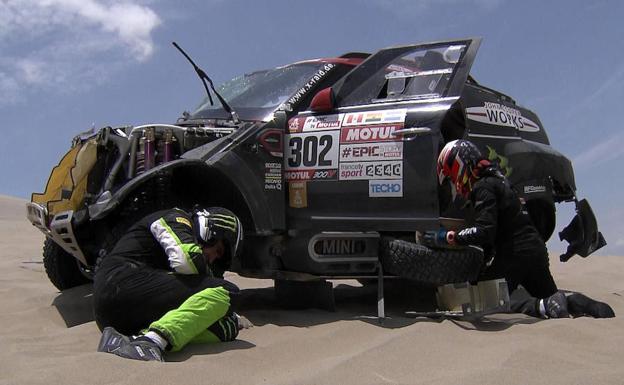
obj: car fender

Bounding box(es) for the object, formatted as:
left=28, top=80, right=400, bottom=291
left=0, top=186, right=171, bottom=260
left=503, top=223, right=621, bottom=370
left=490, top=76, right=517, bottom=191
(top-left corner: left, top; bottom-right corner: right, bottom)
left=502, top=140, right=576, bottom=202
left=88, top=158, right=205, bottom=220
left=89, top=156, right=278, bottom=233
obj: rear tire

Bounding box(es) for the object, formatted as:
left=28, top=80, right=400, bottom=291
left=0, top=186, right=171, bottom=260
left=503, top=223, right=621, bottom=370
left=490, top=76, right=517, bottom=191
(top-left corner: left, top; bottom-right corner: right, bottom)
left=43, top=238, right=91, bottom=291
left=380, top=238, right=483, bottom=286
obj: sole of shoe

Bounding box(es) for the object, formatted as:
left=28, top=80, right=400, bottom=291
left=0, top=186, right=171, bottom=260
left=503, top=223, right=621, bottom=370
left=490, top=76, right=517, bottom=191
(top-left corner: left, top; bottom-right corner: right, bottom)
left=567, top=293, right=615, bottom=318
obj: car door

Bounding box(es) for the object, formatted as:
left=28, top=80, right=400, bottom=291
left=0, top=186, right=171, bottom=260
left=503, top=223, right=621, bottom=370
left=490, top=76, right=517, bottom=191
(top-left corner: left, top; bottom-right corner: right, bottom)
left=285, top=38, right=481, bottom=232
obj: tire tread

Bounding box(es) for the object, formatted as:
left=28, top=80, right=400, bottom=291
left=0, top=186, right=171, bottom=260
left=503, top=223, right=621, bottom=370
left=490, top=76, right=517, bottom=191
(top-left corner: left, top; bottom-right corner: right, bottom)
left=43, top=238, right=90, bottom=291
left=380, top=238, right=483, bottom=286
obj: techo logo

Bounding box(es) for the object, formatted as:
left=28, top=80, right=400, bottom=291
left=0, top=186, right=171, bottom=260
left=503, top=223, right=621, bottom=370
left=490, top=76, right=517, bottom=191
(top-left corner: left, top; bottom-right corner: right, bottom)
left=371, top=183, right=401, bottom=193
left=369, top=180, right=403, bottom=197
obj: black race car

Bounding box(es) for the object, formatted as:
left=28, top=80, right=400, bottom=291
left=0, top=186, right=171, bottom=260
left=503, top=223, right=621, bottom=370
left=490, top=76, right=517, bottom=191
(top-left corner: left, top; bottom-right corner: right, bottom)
left=27, top=38, right=604, bottom=293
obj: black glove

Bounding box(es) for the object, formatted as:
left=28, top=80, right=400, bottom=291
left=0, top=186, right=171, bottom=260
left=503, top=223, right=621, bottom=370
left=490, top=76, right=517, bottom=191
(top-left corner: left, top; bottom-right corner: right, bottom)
left=207, top=312, right=240, bottom=342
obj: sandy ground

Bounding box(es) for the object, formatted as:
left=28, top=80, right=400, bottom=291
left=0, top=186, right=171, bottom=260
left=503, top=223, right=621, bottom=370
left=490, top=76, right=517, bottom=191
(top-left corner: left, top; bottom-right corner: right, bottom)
left=1, top=194, right=623, bottom=385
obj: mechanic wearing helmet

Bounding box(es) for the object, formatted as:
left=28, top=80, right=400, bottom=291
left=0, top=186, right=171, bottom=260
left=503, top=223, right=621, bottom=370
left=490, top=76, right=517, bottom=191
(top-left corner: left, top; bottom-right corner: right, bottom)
left=432, top=139, right=614, bottom=319
left=94, top=207, right=251, bottom=361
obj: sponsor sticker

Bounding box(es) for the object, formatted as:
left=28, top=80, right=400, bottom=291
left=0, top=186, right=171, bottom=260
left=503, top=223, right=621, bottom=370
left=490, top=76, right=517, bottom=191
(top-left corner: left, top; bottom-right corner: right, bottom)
left=339, top=161, right=402, bottom=180
left=303, top=114, right=344, bottom=131
left=284, top=169, right=338, bottom=181
left=281, top=63, right=336, bottom=112
left=523, top=185, right=546, bottom=194
left=288, top=117, right=304, bottom=133
left=289, top=181, right=308, bottom=208
left=264, top=162, right=282, bottom=191
left=340, top=125, right=400, bottom=143
left=285, top=131, right=340, bottom=170
left=339, top=142, right=403, bottom=161
left=466, top=102, right=540, bottom=132
left=175, top=217, right=192, bottom=228
left=314, top=238, right=366, bottom=256
left=369, top=179, right=403, bottom=197
left=342, top=109, right=407, bottom=127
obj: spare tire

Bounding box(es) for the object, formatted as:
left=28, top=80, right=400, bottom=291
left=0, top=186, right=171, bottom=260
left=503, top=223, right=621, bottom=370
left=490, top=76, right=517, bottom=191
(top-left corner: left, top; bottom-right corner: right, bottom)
left=380, top=238, right=484, bottom=286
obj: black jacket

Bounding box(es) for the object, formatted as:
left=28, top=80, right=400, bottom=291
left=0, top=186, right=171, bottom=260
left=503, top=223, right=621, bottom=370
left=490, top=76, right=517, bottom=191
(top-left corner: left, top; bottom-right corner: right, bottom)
left=107, top=208, right=208, bottom=275
left=454, top=165, right=545, bottom=259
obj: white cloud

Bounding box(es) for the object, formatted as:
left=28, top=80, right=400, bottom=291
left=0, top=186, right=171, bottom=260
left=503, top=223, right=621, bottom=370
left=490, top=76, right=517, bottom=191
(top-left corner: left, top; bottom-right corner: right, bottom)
left=572, top=130, right=624, bottom=171
left=365, top=0, right=504, bottom=15
left=0, top=72, right=20, bottom=105
left=16, top=59, right=46, bottom=84
left=40, top=0, right=161, bottom=59
left=0, top=0, right=161, bottom=105
left=1, top=0, right=160, bottom=59
left=582, top=62, right=624, bottom=107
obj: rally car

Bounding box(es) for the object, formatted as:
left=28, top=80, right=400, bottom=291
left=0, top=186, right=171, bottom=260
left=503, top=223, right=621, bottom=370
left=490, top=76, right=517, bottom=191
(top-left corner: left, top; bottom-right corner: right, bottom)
left=27, top=38, right=605, bottom=293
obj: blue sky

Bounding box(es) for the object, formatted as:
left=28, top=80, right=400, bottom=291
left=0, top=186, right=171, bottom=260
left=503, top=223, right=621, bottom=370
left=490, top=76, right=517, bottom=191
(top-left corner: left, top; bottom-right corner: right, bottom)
left=1, top=0, right=623, bottom=255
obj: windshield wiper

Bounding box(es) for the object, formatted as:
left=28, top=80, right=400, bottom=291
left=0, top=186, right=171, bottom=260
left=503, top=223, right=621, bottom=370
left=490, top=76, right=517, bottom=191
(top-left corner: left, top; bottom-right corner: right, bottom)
left=172, top=42, right=240, bottom=124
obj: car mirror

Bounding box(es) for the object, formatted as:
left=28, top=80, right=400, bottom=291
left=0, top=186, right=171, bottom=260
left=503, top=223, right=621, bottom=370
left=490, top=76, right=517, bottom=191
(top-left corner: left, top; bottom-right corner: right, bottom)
left=310, top=87, right=335, bottom=113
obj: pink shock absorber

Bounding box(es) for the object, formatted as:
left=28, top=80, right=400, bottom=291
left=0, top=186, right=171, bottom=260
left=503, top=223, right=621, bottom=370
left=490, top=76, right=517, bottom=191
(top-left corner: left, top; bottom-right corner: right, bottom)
left=144, top=127, right=155, bottom=170
left=163, top=128, right=173, bottom=162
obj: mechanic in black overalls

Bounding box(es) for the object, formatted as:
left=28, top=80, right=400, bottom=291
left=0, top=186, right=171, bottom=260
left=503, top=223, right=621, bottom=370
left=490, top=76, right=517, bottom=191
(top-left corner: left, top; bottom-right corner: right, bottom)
left=94, top=207, right=251, bottom=361
left=431, top=139, right=614, bottom=319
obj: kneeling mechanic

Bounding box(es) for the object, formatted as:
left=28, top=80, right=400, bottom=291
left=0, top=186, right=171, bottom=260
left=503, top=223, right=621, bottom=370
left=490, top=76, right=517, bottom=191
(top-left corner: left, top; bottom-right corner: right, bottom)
left=94, top=207, right=251, bottom=361
left=431, top=140, right=614, bottom=319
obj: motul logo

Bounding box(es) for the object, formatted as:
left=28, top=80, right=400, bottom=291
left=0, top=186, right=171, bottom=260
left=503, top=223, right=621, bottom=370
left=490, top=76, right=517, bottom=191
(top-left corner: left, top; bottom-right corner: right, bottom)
left=341, top=125, right=399, bottom=143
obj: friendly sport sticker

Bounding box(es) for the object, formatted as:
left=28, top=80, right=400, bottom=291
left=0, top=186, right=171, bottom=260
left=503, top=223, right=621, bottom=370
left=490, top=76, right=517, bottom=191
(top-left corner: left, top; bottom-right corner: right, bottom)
left=339, top=161, right=402, bottom=180
left=466, top=103, right=540, bottom=132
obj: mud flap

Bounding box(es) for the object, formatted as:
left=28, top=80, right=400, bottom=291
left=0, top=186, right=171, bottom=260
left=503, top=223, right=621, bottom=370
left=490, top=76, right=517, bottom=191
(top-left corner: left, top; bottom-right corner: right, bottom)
left=559, top=199, right=606, bottom=262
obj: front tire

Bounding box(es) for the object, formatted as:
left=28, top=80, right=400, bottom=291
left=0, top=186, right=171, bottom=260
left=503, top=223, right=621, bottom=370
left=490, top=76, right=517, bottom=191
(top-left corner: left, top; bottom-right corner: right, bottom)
left=43, top=238, right=91, bottom=291
left=380, top=238, right=483, bottom=286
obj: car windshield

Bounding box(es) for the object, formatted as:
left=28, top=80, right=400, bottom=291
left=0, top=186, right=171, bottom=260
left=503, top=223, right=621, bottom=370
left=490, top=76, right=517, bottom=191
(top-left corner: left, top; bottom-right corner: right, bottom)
left=189, top=62, right=328, bottom=121
left=335, top=43, right=467, bottom=106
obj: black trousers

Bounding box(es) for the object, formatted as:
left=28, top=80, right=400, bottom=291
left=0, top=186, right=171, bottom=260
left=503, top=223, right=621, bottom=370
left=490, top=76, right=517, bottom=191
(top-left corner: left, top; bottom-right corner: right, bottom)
left=93, top=256, right=239, bottom=335
left=508, top=288, right=543, bottom=317
left=479, top=245, right=558, bottom=318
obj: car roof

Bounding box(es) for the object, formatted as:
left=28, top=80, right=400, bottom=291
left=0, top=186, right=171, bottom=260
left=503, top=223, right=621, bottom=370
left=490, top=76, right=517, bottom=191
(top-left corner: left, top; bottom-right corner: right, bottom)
left=291, top=54, right=369, bottom=68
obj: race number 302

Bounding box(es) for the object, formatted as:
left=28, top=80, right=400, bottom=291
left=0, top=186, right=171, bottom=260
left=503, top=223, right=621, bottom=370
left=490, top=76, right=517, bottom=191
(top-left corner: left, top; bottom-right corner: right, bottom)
left=285, top=131, right=339, bottom=170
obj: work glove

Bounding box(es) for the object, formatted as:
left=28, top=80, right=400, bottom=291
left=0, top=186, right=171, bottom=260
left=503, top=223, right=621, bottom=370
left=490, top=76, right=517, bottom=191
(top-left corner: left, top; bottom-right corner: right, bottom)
left=423, top=229, right=455, bottom=247
left=207, top=312, right=253, bottom=342
left=208, top=313, right=240, bottom=342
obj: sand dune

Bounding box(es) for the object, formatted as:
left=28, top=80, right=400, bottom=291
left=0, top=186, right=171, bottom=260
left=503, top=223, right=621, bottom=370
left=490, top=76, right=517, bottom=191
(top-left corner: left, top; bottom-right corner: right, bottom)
left=1, top=194, right=623, bottom=385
